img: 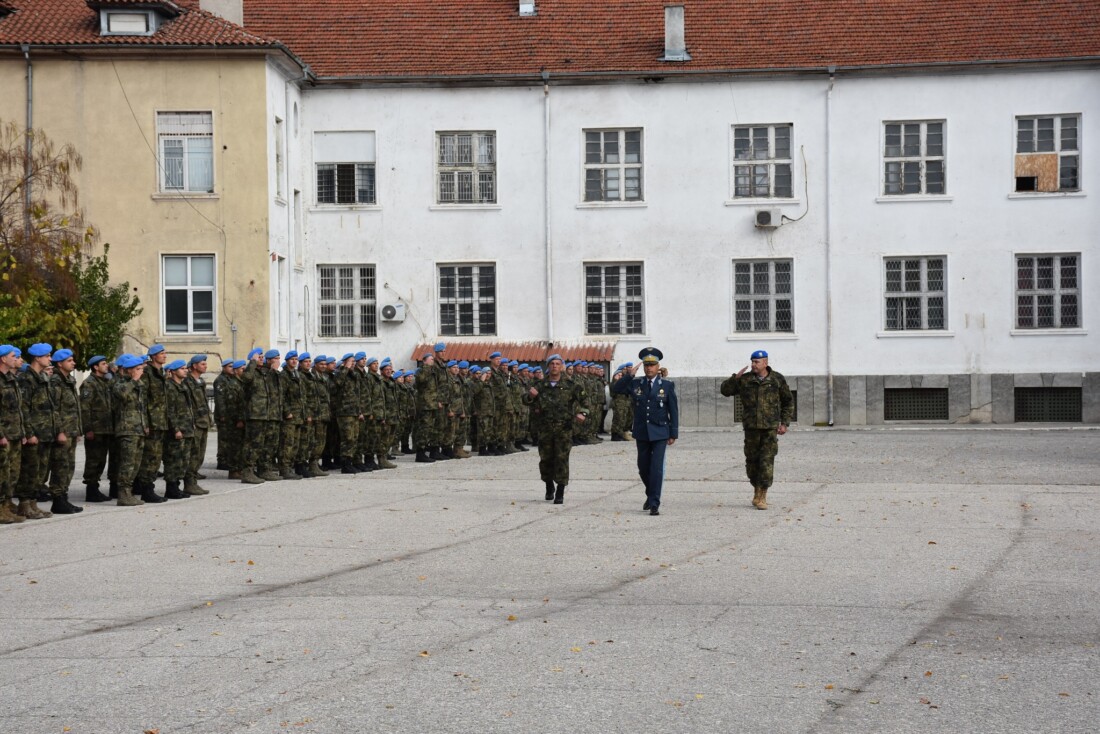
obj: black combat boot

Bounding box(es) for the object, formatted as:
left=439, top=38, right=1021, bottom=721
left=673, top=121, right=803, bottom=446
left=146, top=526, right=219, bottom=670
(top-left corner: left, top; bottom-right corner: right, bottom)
left=84, top=482, right=110, bottom=503
left=514, top=441, right=529, bottom=452
left=50, top=494, right=84, bottom=514
left=140, top=480, right=167, bottom=503
left=164, top=481, right=188, bottom=500
left=415, top=449, right=435, bottom=463
left=108, top=481, right=119, bottom=500
left=429, top=447, right=447, bottom=461
left=553, top=483, right=565, bottom=504
left=545, top=481, right=554, bottom=501
left=341, top=458, right=359, bottom=474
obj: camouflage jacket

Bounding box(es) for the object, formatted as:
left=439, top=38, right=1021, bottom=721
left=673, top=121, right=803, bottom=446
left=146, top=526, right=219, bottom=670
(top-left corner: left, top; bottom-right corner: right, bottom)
left=186, top=374, right=212, bottom=429
left=19, top=368, right=57, bottom=441
left=80, top=373, right=114, bottom=435
left=720, top=367, right=794, bottom=429
left=470, top=379, right=494, bottom=417
left=240, top=361, right=281, bottom=421
left=415, top=362, right=443, bottom=411
left=365, top=371, right=386, bottom=420
left=489, top=367, right=511, bottom=413
left=140, top=365, right=169, bottom=431
left=523, top=377, right=587, bottom=432
left=381, top=377, right=399, bottom=424
left=333, top=367, right=361, bottom=418
left=279, top=368, right=306, bottom=424
left=212, top=373, right=232, bottom=425
left=0, top=370, right=25, bottom=441
left=111, top=374, right=148, bottom=436
left=50, top=371, right=82, bottom=436
left=166, top=378, right=197, bottom=437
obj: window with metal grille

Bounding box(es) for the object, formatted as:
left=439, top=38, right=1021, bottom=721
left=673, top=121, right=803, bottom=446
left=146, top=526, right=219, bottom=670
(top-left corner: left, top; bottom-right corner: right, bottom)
left=883, top=388, right=949, bottom=420
left=162, top=254, right=215, bottom=334
left=584, top=129, right=643, bottom=202
left=1016, top=254, right=1080, bottom=329
left=733, top=124, right=793, bottom=198
left=157, top=112, right=214, bottom=193
left=315, top=131, right=376, bottom=205
left=437, top=132, right=496, bottom=204
left=733, top=391, right=797, bottom=423
left=585, top=263, right=644, bottom=335
left=884, top=257, right=946, bottom=331
left=733, top=259, right=794, bottom=333
left=317, top=265, right=377, bottom=338
left=1014, top=388, right=1082, bottom=422
left=883, top=120, right=945, bottom=195
left=1014, top=115, right=1079, bottom=192
left=439, top=264, right=496, bottom=336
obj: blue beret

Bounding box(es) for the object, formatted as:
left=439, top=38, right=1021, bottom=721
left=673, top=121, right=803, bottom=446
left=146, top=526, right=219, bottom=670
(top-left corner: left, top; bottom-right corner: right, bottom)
left=366, top=357, right=378, bottom=365
left=354, top=351, right=366, bottom=361
left=340, top=353, right=354, bottom=362
left=147, top=344, right=165, bottom=356
left=546, top=354, right=563, bottom=363
left=299, top=352, right=311, bottom=361
left=265, top=349, right=281, bottom=359
left=393, top=369, right=404, bottom=378
left=142, top=355, right=151, bottom=362
left=434, top=342, right=446, bottom=352
left=381, top=357, right=392, bottom=366
left=489, top=351, right=502, bottom=359
left=751, top=349, right=769, bottom=359
left=189, top=354, right=207, bottom=365
left=11, top=347, right=21, bottom=358
left=639, top=347, right=664, bottom=363
left=518, top=363, right=528, bottom=369
left=458, top=360, right=469, bottom=368
left=422, top=352, right=433, bottom=360
left=117, top=353, right=142, bottom=369
left=313, top=354, right=325, bottom=362
left=624, top=362, right=634, bottom=368
left=248, top=347, right=263, bottom=359
left=445, top=359, right=456, bottom=367
left=221, top=358, right=234, bottom=367
left=166, top=359, right=187, bottom=371
left=285, top=350, right=298, bottom=360
left=232, top=360, right=247, bottom=369
left=27, top=343, right=52, bottom=357
left=0, top=345, right=13, bottom=358
left=51, top=348, right=74, bottom=362
left=469, top=366, right=481, bottom=373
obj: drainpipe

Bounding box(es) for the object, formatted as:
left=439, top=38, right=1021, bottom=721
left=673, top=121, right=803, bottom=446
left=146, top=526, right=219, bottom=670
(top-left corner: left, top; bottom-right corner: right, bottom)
left=542, top=69, right=554, bottom=342
left=824, top=66, right=836, bottom=426
left=21, top=45, right=33, bottom=242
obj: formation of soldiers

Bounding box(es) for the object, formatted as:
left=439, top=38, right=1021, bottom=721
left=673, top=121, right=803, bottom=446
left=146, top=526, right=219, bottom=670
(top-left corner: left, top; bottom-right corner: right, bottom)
left=0, top=341, right=638, bottom=522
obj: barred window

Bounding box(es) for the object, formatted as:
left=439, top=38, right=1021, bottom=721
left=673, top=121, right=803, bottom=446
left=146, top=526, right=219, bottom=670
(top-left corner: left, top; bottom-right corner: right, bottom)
left=157, top=112, right=213, bottom=193
left=315, top=131, right=376, bottom=205
left=437, top=132, right=496, bottom=204
left=585, top=263, right=644, bottom=335
left=439, top=264, right=496, bottom=336
left=1014, top=115, right=1080, bottom=192
left=584, top=129, right=643, bottom=202
left=883, top=120, right=945, bottom=195
left=317, top=265, right=377, bottom=338
left=733, top=260, right=794, bottom=333
left=733, top=124, right=793, bottom=198
left=884, top=257, right=947, bottom=331
left=1016, top=254, right=1080, bottom=328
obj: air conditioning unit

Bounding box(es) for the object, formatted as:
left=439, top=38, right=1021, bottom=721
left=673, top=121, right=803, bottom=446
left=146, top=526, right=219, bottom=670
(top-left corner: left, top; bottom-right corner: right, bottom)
left=754, top=208, right=782, bottom=229
left=380, top=303, right=406, bottom=323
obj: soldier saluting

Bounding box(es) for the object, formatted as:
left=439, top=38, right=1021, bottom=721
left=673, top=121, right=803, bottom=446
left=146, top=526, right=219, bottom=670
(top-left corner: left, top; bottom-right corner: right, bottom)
left=523, top=354, right=588, bottom=504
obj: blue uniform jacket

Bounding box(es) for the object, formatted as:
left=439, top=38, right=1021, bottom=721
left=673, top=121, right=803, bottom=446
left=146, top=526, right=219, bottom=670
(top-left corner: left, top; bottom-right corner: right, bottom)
left=612, top=374, right=678, bottom=442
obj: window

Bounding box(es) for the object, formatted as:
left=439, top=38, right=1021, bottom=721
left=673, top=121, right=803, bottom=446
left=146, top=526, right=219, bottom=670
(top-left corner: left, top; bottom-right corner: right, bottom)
left=163, top=255, right=215, bottom=334
left=884, top=257, right=946, bottom=331
left=438, top=264, right=496, bottom=336
left=274, top=117, right=285, bottom=200
left=733, top=124, right=793, bottom=198
left=315, top=131, right=376, bottom=205
left=158, top=112, right=214, bottom=193
left=883, top=121, right=945, bottom=195
left=1014, top=115, right=1080, bottom=192
left=101, top=10, right=158, bottom=35
left=585, top=263, right=644, bottom=335
left=584, top=129, right=643, bottom=202
left=733, top=260, right=794, bottom=333
left=318, top=266, right=377, bottom=338
left=436, top=132, right=496, bottom=204
left=1016, top=254, right=1080, bottom=329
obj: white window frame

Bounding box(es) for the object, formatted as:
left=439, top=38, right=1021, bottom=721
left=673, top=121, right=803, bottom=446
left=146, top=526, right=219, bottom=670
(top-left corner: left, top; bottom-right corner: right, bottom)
left=438, top=263, right=497, bottom=336
left=100, top=10, right=158, bottom=36
left=161, top=254, right=216, bottom=336
left=1015, top=253, right=1081, bottom=330
left=882, top=120, right=946, bottom=196
left=316, top=265, right=378, bottom=339
left=584, top=262, right=645, bottom=336
left=1013, top=114, right=1081, bottom=193
left=583, top=128, right=644, bottom=203
left=436, top=132, right=496, bottom=205
left=274, top=117, right=286, bottom=201
left=883, top=256, right=948, bottom=331
left=156, top=111, right=215, bottom=194
left=314, top=131, right=377, bottom=207
left=731, top=124, right=794, bottom=200
left=732, top=259, right=795, bottom=334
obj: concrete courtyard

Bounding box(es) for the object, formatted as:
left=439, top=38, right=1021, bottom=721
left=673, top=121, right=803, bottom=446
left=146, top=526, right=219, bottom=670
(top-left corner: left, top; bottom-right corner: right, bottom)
left=0, top=427, right=1097, bottom=733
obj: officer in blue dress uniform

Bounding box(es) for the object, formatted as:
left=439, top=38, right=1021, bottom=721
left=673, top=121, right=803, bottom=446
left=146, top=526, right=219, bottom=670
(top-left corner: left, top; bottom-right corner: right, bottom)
left=611, top=347, right=678, bottom=515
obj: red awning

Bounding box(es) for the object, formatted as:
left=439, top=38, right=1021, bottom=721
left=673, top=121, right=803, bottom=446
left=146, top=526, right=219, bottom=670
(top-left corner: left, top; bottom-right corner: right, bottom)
left=410, top=340, right=616, bottom=364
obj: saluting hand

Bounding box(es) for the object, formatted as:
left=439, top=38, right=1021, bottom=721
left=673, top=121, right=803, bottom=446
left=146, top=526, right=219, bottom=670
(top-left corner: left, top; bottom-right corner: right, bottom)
left=528, top=387, right=538, bottom=397
left=575, top=413, right=586, bottom=423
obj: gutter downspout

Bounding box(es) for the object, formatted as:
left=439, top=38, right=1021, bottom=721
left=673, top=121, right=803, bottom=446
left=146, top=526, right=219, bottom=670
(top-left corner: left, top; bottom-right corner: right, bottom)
left=542, top=70, right=554, bottom=343
left=825, top=66, right=836, bottom=426
left=21, top=44, right=32, bottom=242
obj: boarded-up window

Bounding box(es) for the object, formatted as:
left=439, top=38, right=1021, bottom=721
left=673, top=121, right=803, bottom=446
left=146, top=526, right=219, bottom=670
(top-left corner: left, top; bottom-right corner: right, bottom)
left=1015, top=116, right=1079, bottom=192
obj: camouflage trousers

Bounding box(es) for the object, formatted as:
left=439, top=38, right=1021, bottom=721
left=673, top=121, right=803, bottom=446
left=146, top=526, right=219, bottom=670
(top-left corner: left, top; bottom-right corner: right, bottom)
left=537, top=428, right=574, bottom=486
left=454, top=416, right=469, bottom=449
left=414, top=409, right=440, bottom=451
left=245, top=420, right=280, bottom=472
left=439, top=414, right=456, bottom=450
left=0, top=440, right=20, bottom=501
left=218, top=422, right=246, bottom=472
left=743, top=428, right=780, bottom=489
left=297, top=420, right=315, bottom=464
left=357, top=420, right=379, bottom=459
left=164, top=433, right=192, bottom=483
left=337, top=416, right=361, bottom=460
left=19, top=440, right=49, bottom=497
left=137, top=430, right=165, bottom=485
left=476, top=416, right=494, bottom=451
left=48, top=438, right=79, bottom=496
left=190, top=429, right=208, bottom=479
left=280, top=422, right=302, bottom=469
left=115, top=434, right=145, bottom=492
left=611, top=397, right=633, bottom=435
left=82, top=433, right=117, bottom=485
left=310, top=421, right=328, bottom=461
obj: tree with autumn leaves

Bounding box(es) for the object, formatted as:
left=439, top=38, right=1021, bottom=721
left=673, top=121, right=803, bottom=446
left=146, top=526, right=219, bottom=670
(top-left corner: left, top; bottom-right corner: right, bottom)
left=0, top=121, right=141, bottom=358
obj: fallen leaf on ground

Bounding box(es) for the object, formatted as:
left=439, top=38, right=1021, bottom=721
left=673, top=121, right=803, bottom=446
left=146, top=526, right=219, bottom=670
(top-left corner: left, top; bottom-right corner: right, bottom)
left=507, top=615, right=517, bottom=621
left=418, top=651, right=430, bottom=657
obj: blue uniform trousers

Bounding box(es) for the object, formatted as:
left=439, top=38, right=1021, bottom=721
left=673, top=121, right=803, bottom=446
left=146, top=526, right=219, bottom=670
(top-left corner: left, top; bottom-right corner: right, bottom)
left=636, top=438, right=668, bottom=509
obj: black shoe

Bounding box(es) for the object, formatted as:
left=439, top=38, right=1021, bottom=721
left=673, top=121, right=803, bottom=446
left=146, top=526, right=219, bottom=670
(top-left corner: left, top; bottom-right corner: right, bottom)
left=643, top=501, right=652, bottom=511
left=401, top=446, right=416, bottom=455
left=84, top=483, right=110, bottom=503
left=545, top=481, right=555, bottom=501
left=415, top=450, right=436, bottom=464
left=649, top=507, right=660, bottom=516
left=141, top=483, right=167, bottom=503
left=50, top=495, right=84, bottom=514
left=354, top=462, right=373, bottom=472
left=36, top=489, right=50, bottom=502
left=341, top=459, right=360, bottom=474
left=216, top=462, right=229, bottom=471
left=429, top=448, right=447, bottom=461
left=514, top=441, right=529, bottom=452
left=386, top=454, right=397, bottom=461
left=164, top=481, right=188, bottom=500
left=553, top=483, right=565, bottom=504
left=108, top=482, right=119, bottom=500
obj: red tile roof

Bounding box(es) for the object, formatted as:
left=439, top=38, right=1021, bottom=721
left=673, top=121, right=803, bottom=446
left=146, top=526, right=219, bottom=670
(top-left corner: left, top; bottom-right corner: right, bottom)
left=410, top=341, right=616, bottom=365
left=0, top=0, right=276, bottom=48
left=243, top=0, right=1100, bottom=80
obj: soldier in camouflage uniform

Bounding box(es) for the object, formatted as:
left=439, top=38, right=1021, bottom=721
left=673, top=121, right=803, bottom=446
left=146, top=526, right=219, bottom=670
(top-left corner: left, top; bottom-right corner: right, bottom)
left=111, top=353, right=149, bottom=506
left=183, top=355, right=212, bottom=494
left=333, top=353, right=363, bottom=474
left=277, top=351, right=306, bottom=480
left=0, top=345, right=28, bottom=523
left=163, top=359, right=196, bottom=499
left=508, top=363, right=529, bottom=452
left=136, top=344, right=169, bottom=503
left=527, top=366, right=543, bottom=445
left=298, top=353, right=328, bottom=477
left=215, top=359, right=248, bottom=479
left=46, top=349, right=83, bottom=514
left=610, top=364, right=634, bottom=441
left=213, top=359, right=235, bottom=470
left=80, top=355, right=115, bottom=502
left=414, top=350, right=443, bottom=462
left=720, top=349, right=794, bottom=510
left=469, top=366, right=494, bottom=454
left=487, top=352, right=512, bottom=455
left=451, top=361, right=472, bottom=458
left=378, top=360, right=400, bottom=467
left=313, top=356, right=337, bottom=472
left=523, top=354, right=588, bottom=504
left=398, top=370, right=416, bottom=455
left=17, top=343, right=56, bottom=518
left=362, top=357, right=387, bottom=470
left=240, top=349, right=283, bottom=483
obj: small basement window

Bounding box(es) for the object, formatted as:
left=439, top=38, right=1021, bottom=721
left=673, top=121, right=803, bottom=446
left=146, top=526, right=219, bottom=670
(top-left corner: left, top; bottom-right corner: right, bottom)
left=884, top=388, right=949, bottom=421
left=733, top=390, right=798, bottom=423
left=1014, top=388, right=1082, bottom=422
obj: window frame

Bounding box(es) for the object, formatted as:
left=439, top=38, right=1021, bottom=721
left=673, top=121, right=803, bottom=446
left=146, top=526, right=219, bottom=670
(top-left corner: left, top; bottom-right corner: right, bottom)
left=100, top=10, right=158, bottom=36
left=316, top=264, right=378, bottom=340
left=156, top=111, right=215, bottom=194
left=881, top=120, right=947, bottom=197
left=161, top=254, right=217, bottom=336
left=882, top=256, right=949, bottom=332
left=731, top=259, right=795, bottom=335
left=313, top=131, right=378, bottom=207
left=435, top=131, right=497, bottom=205
left=1013, top=114, right=1081, bottom=194
left=583, top=261, right=646, bottom=336
left=1014, top=253, right=1082, bottom=330
left=437, top=262, right=497, bottom=336
left=730, top=123, right=795, bottom=200
left=582, top=128, right=645, bottom=204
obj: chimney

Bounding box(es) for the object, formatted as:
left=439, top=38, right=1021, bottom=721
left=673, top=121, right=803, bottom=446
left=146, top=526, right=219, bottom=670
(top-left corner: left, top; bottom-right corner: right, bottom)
left=519, top=1, right=536, bottom=17
left=661, top=5, right=691, bottom=62
left=200, top=0, right=243, bottom=26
